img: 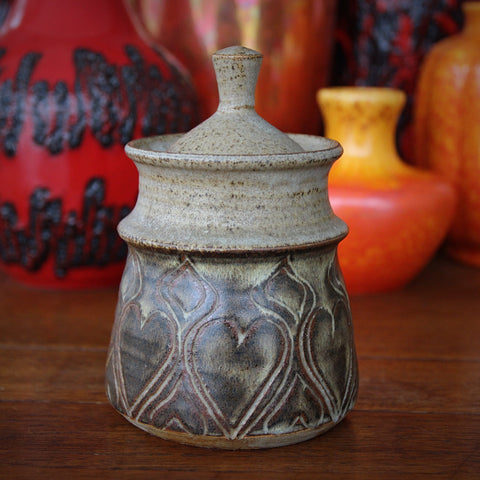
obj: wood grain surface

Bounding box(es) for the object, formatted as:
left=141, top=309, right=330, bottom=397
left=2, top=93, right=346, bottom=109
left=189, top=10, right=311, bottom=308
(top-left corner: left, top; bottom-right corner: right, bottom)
left=1, top=255, right=479, bottom=479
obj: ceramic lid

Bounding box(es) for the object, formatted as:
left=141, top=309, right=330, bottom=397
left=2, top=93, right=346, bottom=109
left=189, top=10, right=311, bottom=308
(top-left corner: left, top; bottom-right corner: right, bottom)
left=168, top=46, right=304, bottom=155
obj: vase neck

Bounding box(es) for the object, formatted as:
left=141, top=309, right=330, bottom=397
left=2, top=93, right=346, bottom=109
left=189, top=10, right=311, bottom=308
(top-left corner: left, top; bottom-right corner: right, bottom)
left=2, top=0, right=136, bottom=38
left=320, top=88, right=405, bottom=165
left=463, top=2, right=480, bottom=36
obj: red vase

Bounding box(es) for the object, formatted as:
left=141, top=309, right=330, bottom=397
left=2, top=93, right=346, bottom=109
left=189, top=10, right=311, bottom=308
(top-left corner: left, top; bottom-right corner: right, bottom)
left=0, top=0, right=198, bottom=288
left=132, top=0, right=338, bottom=133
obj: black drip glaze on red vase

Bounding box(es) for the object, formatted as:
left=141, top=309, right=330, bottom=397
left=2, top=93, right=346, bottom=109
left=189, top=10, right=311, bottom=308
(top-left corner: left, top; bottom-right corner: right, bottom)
left=0, top=178, right=130, bottom=277
left=0, top=45, right=196, bottom=157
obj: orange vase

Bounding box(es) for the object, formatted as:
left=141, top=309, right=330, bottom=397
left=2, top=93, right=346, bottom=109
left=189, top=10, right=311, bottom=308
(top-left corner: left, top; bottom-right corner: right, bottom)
left=318, top=87, right=456, bottom=295
left=414, top=2, right=480, bottom=267
left=131, top=0, right=338, bottom=133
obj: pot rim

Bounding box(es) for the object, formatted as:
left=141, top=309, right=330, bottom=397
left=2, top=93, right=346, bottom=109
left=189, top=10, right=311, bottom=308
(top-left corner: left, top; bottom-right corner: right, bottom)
left=125, top=133, right=343, bottom=171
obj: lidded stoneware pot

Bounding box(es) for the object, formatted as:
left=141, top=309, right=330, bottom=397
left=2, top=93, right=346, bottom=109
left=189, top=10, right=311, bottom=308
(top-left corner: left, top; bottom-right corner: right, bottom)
left=105, top=46, right=358, bottom=449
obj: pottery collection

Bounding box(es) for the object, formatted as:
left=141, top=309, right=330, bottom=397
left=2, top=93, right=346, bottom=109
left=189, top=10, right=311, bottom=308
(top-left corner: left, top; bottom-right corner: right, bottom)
left=105, top=46, right=358, bottom=449
left=414, top=2, right=480, bottom=268
left=1, top=0, right=472, bottom=452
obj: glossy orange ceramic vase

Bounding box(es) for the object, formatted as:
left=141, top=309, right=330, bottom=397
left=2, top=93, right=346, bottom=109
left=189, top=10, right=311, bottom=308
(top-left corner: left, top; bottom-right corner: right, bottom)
left=318, top=87, right=456, bottom=294
left=414, top=2, right=480, bottom=267
left=131, top=0, right=338, bottom=133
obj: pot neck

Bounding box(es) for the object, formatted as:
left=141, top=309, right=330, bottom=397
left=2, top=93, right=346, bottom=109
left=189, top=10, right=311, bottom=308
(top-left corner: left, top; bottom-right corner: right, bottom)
left=2, top=0, right=137, bottom=38
left=463, top=2, right=480, bottom=36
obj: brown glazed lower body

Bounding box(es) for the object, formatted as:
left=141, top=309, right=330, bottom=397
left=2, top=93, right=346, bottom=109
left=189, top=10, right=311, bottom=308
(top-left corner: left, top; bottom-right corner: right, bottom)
left=105, top=245, right=358, bottom=449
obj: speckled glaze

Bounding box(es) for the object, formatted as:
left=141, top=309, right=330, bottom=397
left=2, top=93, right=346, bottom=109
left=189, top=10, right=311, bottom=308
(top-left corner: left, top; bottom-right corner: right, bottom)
left=105, top=46, right=358, bottom=449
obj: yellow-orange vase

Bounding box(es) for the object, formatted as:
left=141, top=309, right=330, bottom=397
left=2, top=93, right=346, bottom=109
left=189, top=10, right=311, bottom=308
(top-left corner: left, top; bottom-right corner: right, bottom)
left=318, top=87, right=456, bottom=294
left=414, top=2, right=480, bottom=267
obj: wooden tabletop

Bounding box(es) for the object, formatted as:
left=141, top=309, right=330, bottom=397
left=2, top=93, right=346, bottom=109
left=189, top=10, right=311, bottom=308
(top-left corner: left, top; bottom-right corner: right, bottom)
left=1, top=254, right=479, bottom=479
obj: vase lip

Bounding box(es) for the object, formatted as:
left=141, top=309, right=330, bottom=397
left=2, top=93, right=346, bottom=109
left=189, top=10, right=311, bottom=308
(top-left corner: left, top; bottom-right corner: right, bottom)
left=125, top=133, right=343, bottom=171
left=318, top=86, right=406, bottom=105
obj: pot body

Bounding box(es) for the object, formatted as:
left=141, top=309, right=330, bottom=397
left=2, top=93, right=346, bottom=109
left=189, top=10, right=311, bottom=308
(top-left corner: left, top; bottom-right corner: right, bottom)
left=414, top=2, right=480, bottom=267
left=132, top=0, right=338, bottom=133
left=105, top=133, right=358, bottom=448
left=0, top=0, right=198, bottom=288
left=318, top=87, right=456, bottom=294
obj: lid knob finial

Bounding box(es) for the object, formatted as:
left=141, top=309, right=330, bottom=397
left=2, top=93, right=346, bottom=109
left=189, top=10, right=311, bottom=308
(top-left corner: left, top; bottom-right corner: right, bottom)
left=212, top=46, right=263, bottom=111
left=167, top=45, right=304, bottom=155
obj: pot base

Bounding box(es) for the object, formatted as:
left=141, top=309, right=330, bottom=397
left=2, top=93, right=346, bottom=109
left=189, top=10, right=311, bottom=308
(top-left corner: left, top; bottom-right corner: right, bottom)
left=122, top=413, right=339, bottom=449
